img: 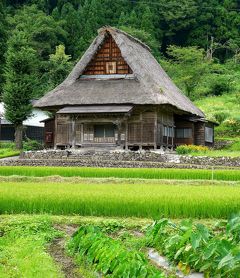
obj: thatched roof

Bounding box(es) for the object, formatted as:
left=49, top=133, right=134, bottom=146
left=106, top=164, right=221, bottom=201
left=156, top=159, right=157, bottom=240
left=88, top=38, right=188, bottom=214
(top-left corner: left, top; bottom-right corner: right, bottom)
left=34, top=27, right=204, bottom=117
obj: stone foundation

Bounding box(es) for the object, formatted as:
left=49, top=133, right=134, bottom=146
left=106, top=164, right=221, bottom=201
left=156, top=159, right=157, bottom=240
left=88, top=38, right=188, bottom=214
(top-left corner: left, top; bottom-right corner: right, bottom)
left=0, top=150, right=237, bottom=168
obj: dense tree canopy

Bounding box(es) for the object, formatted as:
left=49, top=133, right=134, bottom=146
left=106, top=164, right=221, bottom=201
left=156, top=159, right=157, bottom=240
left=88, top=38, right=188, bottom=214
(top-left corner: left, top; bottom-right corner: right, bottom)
left=0, top=1, right=7, bottom=94
left=1, top=0, right=240, bottom=146
left=3, top=31, right=38, bottom=149
left=1, top=0, right=239, bottom=99
left=4, top=0, right=239, bottom=60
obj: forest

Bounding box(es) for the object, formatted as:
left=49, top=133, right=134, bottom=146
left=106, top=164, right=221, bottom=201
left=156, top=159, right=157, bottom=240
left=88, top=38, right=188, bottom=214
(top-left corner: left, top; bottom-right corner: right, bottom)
left=0, top=0, right=240, bottom=138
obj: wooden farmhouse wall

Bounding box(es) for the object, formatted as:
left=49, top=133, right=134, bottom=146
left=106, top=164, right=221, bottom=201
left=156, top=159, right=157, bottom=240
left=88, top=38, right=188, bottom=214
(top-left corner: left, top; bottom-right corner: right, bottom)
left=175, top=119, right=195, bottom=145
left=83, top=35, right=132, bottom=75
left=54, top=106, right=177, bottom=149
left=53, top=106, right=210, bottom=149
left=194, top=122, right=205, bottom=146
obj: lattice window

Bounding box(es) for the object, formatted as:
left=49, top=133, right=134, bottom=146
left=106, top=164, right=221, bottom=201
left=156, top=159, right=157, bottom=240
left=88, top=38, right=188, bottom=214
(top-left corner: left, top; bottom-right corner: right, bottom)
left=106, top=62, right=116, bottom=74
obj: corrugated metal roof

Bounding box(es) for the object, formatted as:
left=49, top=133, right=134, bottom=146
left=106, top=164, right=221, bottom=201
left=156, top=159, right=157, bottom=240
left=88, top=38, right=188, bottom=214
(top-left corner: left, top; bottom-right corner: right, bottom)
left=57, top=105, right=133, bottom=114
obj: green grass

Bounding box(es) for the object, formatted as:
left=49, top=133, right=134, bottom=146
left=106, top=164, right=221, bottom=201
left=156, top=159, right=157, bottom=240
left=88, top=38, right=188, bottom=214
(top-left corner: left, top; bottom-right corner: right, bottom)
left=0, top=181, right=240, bottom=218
left=0, top=166, right=239, bottom=181
left=195, top=93, right=240, bottom=137
left=0, top=216, right=63, bottom=278
left=190, top=149, right=240, bottom=157
left=189, top=138, right=240, bottom=157
left=0, top=148, right=20, bottom=159
left=195, top=93, right=240, bottom=120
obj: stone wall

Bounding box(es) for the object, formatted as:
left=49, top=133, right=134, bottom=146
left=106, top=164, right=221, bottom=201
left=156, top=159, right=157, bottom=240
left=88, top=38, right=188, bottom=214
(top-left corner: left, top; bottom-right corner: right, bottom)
left=214, top=139, right=234, bottom=150
left=5, top=150, right=237, bottom=168
left=20, top=150, right=169, bottom=162
left=0, top=158, right=209, bottom=169
left=179, top=155, right=240, bottom=168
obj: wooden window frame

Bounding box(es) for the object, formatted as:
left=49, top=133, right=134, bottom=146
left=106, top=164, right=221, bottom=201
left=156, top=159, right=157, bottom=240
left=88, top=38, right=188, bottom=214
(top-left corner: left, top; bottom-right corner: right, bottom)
left=106, top=61, right=117, bottom=74
left=176, top=128, right=192, bottom=139
left=205, top=127, right=213, bottom=143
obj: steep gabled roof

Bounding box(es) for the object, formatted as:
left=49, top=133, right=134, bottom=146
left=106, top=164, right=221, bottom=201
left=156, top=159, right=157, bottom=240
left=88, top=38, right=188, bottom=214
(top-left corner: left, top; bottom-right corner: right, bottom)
left=34, top=27, right=204, bottom=117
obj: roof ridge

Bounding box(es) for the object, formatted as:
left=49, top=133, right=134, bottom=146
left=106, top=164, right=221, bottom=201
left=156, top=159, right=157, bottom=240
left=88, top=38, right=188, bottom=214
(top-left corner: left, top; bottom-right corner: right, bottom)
left=98, top=26, right=151, bottom=51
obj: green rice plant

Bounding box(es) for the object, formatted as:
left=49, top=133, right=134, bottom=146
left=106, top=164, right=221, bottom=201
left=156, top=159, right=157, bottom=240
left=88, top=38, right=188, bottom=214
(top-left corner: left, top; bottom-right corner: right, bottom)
left=145, top=216, right=240, bottom=277
left=68, top=225, right=165, bottom=277
left=0, top=166, right=239, bottom=181
left=0, top=181, right=240, bottom=218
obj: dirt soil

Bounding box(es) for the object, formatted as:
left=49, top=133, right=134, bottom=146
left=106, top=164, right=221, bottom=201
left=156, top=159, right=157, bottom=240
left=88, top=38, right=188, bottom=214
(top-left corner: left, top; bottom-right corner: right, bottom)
left=48, top=225, right=81, bottom=278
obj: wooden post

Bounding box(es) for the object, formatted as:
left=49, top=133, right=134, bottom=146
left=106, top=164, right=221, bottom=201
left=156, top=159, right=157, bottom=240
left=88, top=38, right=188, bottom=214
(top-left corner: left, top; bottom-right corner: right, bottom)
left=71, top=116, right=76, bottom=149
left=125, top=122, right=128, bottom=150
left=140, top=112, right=143, bottom=150
left=117, top=122, right=121, bottom=146
left=154, top=111, right=157, bottom=150
left=81, top=123, right=84, bottom=145
left=54, top=115, right=57, bottom=150
left=171, top=126, right=174, bottom=151
left=166, top=126, right=169, bottom=149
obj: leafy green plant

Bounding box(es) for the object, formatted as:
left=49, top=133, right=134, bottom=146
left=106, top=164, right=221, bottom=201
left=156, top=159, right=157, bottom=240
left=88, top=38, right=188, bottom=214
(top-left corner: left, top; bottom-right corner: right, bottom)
left=214, top=111, right=230, bottom=124
left=176, top=145, right=209, bottom=155
left=69, top=225, right=165, bottom=277
left=0, top=142, right=15, bottom=149
left=23, top=139, right=43, bottom=151
left=146, top=216, right=240, bottom=277
left=223, top=118, right=240, bottom=136
left=208, top=76, right=232, bottom=96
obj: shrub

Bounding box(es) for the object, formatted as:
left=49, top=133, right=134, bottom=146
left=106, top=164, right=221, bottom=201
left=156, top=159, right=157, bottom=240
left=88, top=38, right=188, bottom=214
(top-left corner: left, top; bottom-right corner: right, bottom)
left=218, top=117, right=240, bottom=137
left=176, top=145, right=209, bottom=155
left=208, top=76, right=232, bottom=96
left=236, top=92, right=240, bottom=105
left=23, top=139, right=43, bottom=151
left=214, top=111, right=230, bottom=124
left=0, top=142, right=15, bottom=149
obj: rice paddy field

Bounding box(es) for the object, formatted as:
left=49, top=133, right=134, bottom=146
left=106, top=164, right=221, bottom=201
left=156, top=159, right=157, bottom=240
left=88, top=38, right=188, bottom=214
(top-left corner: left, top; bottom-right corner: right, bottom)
left=0, top=166, right=240, bottom=181
left=0, top=178, right=240, bottom=218
left=0, top=166, right=240, bottom=277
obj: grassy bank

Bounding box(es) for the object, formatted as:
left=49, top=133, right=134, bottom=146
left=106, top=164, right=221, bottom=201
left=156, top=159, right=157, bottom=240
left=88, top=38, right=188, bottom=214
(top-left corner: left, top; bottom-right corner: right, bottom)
left=0, top=181, right=240, bottom=218
left=0, top=216, right=63, bottom=278
left=0, top=166, right=239, bottom=181
left=0, top=148, right=20, bottom=159
left=195, top=93, right=240, bottom=138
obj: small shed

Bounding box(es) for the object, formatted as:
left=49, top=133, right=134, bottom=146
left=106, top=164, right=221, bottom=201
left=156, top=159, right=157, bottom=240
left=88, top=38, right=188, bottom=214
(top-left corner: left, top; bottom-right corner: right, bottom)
left=0, top=103, right=46, bottom=142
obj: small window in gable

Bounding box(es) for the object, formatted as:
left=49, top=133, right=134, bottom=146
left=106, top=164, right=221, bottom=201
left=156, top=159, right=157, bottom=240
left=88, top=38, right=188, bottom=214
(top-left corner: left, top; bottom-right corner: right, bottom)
left=106, top=61, right=117, bottom=74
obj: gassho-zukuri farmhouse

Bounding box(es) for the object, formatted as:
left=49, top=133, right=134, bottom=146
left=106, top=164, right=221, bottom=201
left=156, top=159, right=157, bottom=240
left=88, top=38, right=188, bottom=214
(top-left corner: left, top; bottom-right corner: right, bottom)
left=34, top=27, right=215, bottom=150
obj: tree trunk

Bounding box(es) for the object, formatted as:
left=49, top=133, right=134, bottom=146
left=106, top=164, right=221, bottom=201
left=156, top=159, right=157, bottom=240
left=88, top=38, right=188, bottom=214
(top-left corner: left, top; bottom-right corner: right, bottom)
left=15, top=124, right=23, bottom=150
